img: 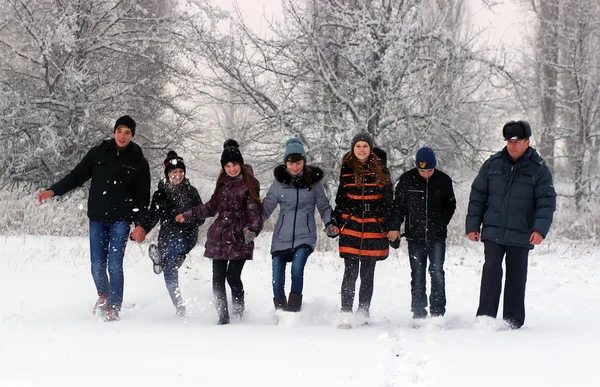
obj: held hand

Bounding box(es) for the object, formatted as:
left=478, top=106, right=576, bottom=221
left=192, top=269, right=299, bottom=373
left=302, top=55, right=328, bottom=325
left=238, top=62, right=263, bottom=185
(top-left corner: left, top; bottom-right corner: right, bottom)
left=388, top=230, right=401, bottom=242
left=529, top=231, right=544, bottom=245
left=130, top=226, right=146, bottom=243
left=37, top=190, right=54, bottom=204
left=325, top=224, right=339, bottom=237
left=244, top=228, right=257, bottom=244
left=175, top=214, right=185, bottom=223
left=467, top=232, right=480, bottom=242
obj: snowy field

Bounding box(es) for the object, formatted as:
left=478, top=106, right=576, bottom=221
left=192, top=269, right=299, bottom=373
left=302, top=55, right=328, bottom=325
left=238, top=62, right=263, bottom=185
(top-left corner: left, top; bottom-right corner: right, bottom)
left=0, top=234, right=597, bottom=387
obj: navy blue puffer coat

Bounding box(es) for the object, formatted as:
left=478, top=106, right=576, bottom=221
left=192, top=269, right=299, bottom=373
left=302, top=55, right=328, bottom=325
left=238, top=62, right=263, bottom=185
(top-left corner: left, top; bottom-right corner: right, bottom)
left=465, top=147, right=556, bottom=249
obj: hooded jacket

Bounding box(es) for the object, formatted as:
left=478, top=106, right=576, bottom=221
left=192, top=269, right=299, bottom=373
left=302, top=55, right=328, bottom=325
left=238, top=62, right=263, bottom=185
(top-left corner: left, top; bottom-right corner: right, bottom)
left=263, top=165, right=333, bottom=255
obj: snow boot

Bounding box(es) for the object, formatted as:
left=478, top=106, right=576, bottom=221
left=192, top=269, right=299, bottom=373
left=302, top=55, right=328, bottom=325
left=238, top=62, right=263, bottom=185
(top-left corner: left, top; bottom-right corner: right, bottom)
left=104, top=305, right=120, bottom=322
left=337, top=311, right=353, bottom=329
left=232, top=291, right=245, bottom=320
left=273, top=297, right=287, bottom=311
left=215, top=295, right=230, bottom=325
left=93, top=293, right=108, bottom=316
left=148, top=244, right=163, bottom=275
left=176, top=305, right=186, bottom=317
left=357, top=307, right=370, bottom=326
left=412, top=308, right=427, bottom=320
left=287, top=292, right=303, bottom=312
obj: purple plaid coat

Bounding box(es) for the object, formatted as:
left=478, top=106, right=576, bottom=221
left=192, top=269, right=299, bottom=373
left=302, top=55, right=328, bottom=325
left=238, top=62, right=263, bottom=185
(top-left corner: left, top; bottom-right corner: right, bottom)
left=182, top=174, right=262, bottom=260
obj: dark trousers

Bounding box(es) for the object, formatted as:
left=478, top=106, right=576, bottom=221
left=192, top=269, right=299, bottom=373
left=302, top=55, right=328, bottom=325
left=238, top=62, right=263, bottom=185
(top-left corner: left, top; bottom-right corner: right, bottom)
left=407, top=240, right=446, bottom=316
left=340, top=258, right=376, bottom=314
left=212, top=259, right=246, bottom=317
left=477, top=241, right=529, bottom=328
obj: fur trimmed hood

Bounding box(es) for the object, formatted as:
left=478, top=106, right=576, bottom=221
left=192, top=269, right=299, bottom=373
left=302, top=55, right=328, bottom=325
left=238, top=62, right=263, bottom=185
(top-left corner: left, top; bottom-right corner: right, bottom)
left=273, top=164, right=324, bottom=189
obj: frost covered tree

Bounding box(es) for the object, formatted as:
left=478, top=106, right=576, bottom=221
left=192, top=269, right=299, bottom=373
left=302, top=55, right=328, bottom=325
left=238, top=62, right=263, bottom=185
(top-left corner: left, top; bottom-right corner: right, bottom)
left=184, top=0, right=510, bottom=185
left=522, top=0, right=600, bottom=213
left=0, top=0, right=210, bottom=188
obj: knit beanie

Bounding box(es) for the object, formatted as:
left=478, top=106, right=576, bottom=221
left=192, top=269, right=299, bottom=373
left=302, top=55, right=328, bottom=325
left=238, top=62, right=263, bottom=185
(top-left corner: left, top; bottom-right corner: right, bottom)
left=164, top=151, right=186, bottom=178
left=114, top=115, right=136, bottom=137
left=351, top=132, right=374, bottom=150
left=283, top=138, right=306, bottom=163
left=415, top=147, right=437, bottom=169
left=220, top=139, right=244, bottom=167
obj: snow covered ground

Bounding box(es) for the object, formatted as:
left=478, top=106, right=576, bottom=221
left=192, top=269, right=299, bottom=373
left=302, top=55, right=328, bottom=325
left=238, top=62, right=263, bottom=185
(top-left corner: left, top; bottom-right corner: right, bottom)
left=0, top=234, right=597, bottom=386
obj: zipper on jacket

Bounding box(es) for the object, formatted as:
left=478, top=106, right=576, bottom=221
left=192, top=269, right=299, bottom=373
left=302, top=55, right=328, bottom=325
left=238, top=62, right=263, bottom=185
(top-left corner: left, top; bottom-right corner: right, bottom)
left=425, top=179, right=429, bottom=244
left=359, top=173, right=365, bottom=257
left=291, top=187, right=299, bottom=248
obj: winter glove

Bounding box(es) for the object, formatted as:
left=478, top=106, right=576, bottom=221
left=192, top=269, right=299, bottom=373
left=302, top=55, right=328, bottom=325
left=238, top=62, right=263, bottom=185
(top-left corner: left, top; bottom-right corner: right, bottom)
left=389, top=238, right=400, bottom=249
left=244, top=228, right=257, bottom=244
left=326, top=224, right=339, bottom=238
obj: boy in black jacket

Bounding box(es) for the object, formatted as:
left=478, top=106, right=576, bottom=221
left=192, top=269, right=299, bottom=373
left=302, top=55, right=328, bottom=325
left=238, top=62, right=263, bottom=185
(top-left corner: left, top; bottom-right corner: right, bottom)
left=388, top=147, right=456, bottom=320
left=37, top=115, right=150, bottom=321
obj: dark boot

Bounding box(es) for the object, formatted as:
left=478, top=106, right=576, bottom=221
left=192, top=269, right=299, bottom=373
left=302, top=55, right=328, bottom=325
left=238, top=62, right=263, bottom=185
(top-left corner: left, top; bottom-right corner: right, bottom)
left=232, top=290, right=245, bottom=320
left=357, top=306, right=370, bottom=325
left=273, top=297, right=287, bottom=311
left=287, top=292, right=303, bottom=312
left=215, top=295, right=229, bottom=325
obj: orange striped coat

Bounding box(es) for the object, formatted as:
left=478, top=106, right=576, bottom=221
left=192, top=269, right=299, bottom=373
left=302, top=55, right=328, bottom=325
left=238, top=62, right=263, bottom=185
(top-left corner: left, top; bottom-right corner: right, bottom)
left=333, top=159, right=394, bottom=260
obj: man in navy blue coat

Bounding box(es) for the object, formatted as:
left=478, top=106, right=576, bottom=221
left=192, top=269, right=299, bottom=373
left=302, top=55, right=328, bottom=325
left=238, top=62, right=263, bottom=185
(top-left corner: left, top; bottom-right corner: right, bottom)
left=466, top=120, right=556, bottom=329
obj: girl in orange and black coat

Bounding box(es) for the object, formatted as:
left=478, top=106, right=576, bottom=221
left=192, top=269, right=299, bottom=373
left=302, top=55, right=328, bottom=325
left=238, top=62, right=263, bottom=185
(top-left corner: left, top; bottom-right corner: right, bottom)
left=332, top=133, right=393, bottom=327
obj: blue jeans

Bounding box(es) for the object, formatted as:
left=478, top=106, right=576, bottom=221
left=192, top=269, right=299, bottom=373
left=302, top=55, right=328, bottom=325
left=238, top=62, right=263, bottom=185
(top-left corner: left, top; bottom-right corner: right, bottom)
left=272, top=247, right=312, bottom=300
left=162, top=237, right=192, bottom=307
left=407, top=240, right=446, bottom=316
left=89, top=220, right=130, bottom=309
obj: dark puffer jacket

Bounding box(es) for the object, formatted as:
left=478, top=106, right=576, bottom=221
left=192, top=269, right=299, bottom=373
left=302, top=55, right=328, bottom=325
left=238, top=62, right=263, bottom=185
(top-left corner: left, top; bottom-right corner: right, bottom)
left=49, top=139, right=150, bottom=225
left=182, top=173, right=263, bottom=260
left=389, top=168, right=456, bottom=243
left=263, top=165, right=333, bottom=255
left=333, top=154, right=394, bottom=261
left=466, top=147, right=556, bottom=249
left=141, top=179, right=204, bottom=252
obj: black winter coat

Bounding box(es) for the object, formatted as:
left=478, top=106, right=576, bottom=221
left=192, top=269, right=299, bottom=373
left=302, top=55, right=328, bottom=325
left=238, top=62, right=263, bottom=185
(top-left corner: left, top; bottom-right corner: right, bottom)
left=49, top=139, right=150, bottom=225
left=141, top=179, right=204, bottom=251
left=389, top=168, right=456, bottom=243
left=333, top=159, right=394, bottom=260
left=465, top=147, right=556, bottom=249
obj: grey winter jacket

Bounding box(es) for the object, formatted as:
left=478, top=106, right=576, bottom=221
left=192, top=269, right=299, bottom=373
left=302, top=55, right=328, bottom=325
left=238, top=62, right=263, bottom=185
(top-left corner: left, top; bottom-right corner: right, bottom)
left=466, top=147, right=556, bottom=249
left=263, top=165, right=334, bottom=255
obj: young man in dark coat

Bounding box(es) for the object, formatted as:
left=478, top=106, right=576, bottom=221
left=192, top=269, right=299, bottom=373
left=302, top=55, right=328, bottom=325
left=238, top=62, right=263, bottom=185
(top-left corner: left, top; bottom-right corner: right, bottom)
left=37, top=115, right=151, bottom=321
left=466, top=120, right=556, bottom=329
left=140, top=151, right=203, bottom=317
left=389, top=147, right=456, bottom=320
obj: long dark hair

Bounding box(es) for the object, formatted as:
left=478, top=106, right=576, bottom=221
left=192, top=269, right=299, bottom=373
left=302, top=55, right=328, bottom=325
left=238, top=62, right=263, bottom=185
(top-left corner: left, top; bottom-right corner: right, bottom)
left=286, top=154, right=315, bottom=190
left=343, top=150, right=390, bottom=188
left=214, top=163, right=263, bottom=209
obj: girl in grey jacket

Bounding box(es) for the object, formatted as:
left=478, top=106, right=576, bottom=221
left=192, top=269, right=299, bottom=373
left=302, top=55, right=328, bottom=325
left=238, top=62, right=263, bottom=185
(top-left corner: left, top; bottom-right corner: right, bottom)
left=262, top=138, right=338, bottom=312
